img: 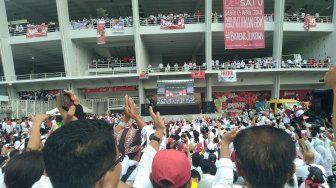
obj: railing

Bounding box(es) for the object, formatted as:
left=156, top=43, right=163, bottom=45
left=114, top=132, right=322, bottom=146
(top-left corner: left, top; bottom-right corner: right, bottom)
left=212, top=14, right=274, bottom=23
left=145, top=65, right=206, bottom=73
left=81, top=97, right=139, bottom=112
left=282, top=62, right=331, bottom=68
left=88, top=61, right=137, bottom=74
left=15, top=72, right=66, bottom=81
left=70, top=18, right=133, bottom=30
left=139, top=15, right=205, bottom=26
left=211, top=64, right=275, bottom=70
left=9, top=24, right=59, bottom=36
left=0, top=106, right=12, bottom=112
left=283, top=15, right=332, bottom=23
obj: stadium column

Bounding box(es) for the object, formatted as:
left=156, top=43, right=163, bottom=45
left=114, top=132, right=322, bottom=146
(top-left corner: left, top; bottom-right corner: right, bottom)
left=56, top=0, right=77, bottom=77
left=205, top=0, right=212, bottom=71
left=132, top=0, right=145, bottom=109
left=0, top=0, right=16, bottom=82
left=272, top=0, right=285, bottom=69
left=272, top=75, right=281, bottom=100
left=206, top=75, right=213, bottom=101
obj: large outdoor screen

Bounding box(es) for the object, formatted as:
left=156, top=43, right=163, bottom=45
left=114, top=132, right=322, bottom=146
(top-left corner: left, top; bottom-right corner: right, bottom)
left=157, top=79, right=195, bottom=106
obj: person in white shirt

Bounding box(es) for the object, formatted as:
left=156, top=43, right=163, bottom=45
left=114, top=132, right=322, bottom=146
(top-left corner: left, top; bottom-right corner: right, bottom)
left=174, top=63, right=179, bottom=71
left=198, top=159, right=215, bottom=188
left=158, top=63, right=164, bottom=72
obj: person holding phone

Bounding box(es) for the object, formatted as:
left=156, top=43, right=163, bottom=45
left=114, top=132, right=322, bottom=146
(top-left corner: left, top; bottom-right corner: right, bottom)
left=324, top=67, right=336, bottom=133
left=56, top=90, right=84, bottom=124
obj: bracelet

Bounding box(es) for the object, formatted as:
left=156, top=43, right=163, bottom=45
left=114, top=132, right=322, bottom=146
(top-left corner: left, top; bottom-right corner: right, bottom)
left=118, top=121, right=128, bottom=128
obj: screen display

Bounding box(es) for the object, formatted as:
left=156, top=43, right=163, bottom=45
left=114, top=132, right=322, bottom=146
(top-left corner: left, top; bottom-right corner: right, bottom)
left=157, top=79, right=195, bottom=105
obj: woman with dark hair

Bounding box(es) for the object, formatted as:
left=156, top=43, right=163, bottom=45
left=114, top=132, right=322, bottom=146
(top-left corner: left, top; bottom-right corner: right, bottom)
left=4, top=151, right=45, bottom=188
left=299, top=166, right=326, bottom=188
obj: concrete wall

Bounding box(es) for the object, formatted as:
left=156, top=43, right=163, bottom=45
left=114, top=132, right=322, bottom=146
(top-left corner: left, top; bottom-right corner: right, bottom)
left=72, top=42, right=93, bottom=75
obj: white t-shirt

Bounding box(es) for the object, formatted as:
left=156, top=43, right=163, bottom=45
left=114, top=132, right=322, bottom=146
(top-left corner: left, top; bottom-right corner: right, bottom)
left=32, top=175, right=53, bottom=188
left=198, top=174, right=215, bottom=188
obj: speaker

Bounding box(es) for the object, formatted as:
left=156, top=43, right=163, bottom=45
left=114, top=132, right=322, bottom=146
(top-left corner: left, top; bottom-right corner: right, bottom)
left=202, top=101, right=215, bottom=113
left=141, top=104, right=150, bottom=116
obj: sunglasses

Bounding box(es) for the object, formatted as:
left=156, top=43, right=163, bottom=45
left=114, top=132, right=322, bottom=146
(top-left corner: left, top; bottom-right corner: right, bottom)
left=96, top=152, right=124, bottom=181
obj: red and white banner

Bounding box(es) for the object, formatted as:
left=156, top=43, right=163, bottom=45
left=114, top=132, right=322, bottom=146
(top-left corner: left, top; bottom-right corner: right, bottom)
left=26, top=25, right=48, bottom=38
left=218, top=70, right=237, bottom=82
left=97, top=20, right=106, bottom=44
left=223, top=0, right=265, bottom=49
left=139, top=72, right=149, bottom=79
left=160, top=18, right=185, bottom=30
left=191, top=70, right=205, bottom=79
left=213, top=91, right=271, bottom=115
left=80, top=86, right=137, bottom=93
left=304, top=16, right=316, bottom=31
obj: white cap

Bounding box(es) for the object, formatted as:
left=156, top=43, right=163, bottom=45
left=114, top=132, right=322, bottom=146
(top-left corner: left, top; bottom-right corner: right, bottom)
left=306, top=123, right=312, bottom=128
left=207, top=142, right=215, bottom=150
left=319, top=127, right=326, bottom=131
left=285, top=129, right=291, bottom=134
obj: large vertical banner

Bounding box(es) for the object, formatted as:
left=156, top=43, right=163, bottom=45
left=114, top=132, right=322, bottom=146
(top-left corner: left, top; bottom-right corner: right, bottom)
left=97, top=20, right=106, bottom=44
left=224, top=0, right=265, bottom=49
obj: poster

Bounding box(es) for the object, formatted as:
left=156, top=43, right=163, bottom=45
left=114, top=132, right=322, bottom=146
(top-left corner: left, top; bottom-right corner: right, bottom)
left=26, top=25, right=48, bottom=38
left=223, top=0, right=265, bottom=49
left=304, top=16, right=316, bottom=31
left=213, top=91, right=271, bottom=115
left=218, top=70, right=237, bottom=82
left=139, top=72, right=149, bottom=79
left=112, top=19, right=125, bottom=33
left=160, top=18, right=185, bottom=30
left=191, top=70, right=205, bottom=79
left=97, top=20, right=106, bottom=44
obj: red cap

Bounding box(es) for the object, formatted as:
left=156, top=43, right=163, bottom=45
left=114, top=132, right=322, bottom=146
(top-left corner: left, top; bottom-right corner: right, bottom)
left=152, top=150, right=191, bottom=188
left=168, top=137, right=174, bottom=144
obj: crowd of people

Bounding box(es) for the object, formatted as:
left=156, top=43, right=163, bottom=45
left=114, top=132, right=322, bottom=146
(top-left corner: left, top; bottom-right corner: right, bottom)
left=70, top=16, right=133, bottom=30
left=0, top=67, right=335, bottom=188
left=17, top=90, right=56, bottom=101
left=146, top=55, right=331, bottom=73
left=284, top=12, right=331, bottom=23
left=90, top=56, right=136, bottom=68
left=282, top=56, right=331, bottom=69
left=8, top=21, right=58, bottom=36
left=140, top=10, right=204, bottom=25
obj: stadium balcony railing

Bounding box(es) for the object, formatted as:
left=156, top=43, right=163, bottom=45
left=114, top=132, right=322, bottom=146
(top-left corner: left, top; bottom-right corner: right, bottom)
left=88, top=60, right=137, bottom=74
left=212, top=14, right=274, bottom=23
left=139, top=15, right=205, bottom=26
left=283, top=15, right=332, bottom=23
left=69, top=19, right=133, bottom=30
left=9, top=24, right=59, bottom=37
left=145, top=66, right=206, bottom=73
left=81, top=97, right=140, bottom=111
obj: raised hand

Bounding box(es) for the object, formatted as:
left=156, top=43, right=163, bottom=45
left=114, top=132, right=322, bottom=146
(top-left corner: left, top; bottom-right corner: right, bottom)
left=149, top=106, right=165, bottom=131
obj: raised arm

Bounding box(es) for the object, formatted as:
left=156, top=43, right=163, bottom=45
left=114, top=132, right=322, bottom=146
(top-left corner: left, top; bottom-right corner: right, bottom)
left=324, top=67, right=336, bottom=132
left=27, top=114, right=48, bottom=151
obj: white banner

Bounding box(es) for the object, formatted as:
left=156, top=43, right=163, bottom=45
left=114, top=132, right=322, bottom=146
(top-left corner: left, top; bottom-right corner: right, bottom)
left=218, top=70, right=237, bottom=82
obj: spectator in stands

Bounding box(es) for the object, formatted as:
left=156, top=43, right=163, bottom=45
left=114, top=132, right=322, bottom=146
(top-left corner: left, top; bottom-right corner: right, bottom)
left=159, top=63, right=164, bottom=72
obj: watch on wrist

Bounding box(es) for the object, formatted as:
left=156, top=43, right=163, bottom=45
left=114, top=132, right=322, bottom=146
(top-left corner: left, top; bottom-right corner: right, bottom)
left=151, top=135, right=161, bottom=143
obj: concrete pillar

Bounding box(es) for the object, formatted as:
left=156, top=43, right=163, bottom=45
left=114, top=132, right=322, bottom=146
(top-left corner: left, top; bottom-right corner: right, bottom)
left=272, top=75, right=281, bottom=100
left=205, top=0, right=212, bottom=71
left=206, top=75, right=212, bottom=101
left=56, top=0, right=77, bottom=77
left=132, top=0, right=143, bottom=73
left=272, top=0, right=285, bottom=69
left=0, top=0, right=16, bottom=81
